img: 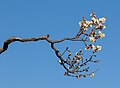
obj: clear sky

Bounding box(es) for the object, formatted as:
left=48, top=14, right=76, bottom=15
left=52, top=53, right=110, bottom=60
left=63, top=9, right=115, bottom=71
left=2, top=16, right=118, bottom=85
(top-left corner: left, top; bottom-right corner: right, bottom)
left=0, top=0, right=119, bottom=88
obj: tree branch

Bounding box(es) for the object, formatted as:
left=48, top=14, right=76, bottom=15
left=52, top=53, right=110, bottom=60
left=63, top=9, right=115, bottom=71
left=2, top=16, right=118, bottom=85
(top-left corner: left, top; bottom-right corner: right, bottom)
left=0, top=11, right=106, bottom=78
left=0, top=34, right=50, bottom=54
left=0, top=30, right=83, bottom=54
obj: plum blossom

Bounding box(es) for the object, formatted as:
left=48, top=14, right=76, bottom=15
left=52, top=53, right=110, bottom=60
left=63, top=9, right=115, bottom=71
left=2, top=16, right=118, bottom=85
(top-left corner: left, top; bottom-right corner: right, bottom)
left=58, top=60, right=62, bottom=65
left=85, top=45, right=90, bottom=50
left=90, top=37, right=96, bottom=42
left=102, top=25, right=106, bottom=29
left=90, top=72, right=94, bottom=77
left=96, top=45, right=102, bottom=51
left=86, top=21, right=93, bottom=27
left=91, top=44, right=96, bottom=51
left=99, top=17, right=106, bottom=23
left=79, top=21, right=88, bottom=31
left=98, top=31, right=105, bottom=38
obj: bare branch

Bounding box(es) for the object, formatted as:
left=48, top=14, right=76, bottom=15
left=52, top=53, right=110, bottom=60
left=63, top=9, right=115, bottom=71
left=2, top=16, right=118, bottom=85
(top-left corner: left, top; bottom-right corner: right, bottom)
left=0, top=34, right=50, bottom=54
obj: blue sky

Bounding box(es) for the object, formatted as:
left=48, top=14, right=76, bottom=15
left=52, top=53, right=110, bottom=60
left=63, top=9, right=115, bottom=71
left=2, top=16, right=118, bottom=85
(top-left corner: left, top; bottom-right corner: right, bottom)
left=0, top=0, right=119, bottom=88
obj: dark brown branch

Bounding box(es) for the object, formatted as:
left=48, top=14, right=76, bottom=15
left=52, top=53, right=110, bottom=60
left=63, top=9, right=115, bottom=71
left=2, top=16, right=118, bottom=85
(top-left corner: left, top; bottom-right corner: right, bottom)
left=50, top=40, right=79, bottom=73
left=0, top=30, right=83, bottom=54
left=80, top=53, right=94, bottom=67
left=0, top=34, right=50, bottom=54
left=53, top=30, right=83, bottom=43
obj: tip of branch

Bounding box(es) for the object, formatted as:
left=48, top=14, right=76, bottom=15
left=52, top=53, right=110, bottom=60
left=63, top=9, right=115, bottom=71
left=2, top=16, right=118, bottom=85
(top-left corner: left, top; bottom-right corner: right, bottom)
left=47, top=34, right=50, bottom=38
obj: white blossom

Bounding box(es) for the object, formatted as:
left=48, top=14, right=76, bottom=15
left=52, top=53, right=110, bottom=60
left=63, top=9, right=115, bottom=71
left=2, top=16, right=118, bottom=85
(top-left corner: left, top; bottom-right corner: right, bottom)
left=91, top=44, right=96, bottom=51
left=85, top=45, right=90, bottom=50
left=96, top=45, right=102, bottom=51
left=90, top=73, right=94, bottom=77
left=98, top=31, right=105, bottom=38
left=90, top=37, right=96, bottom=42
left=99, top=17, right=106, bottom=23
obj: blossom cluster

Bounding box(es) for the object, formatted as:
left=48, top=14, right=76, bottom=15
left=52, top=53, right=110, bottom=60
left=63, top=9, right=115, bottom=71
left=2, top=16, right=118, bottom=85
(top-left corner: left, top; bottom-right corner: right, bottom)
left=85, top=44, right=102, bottom=52
left=58, top=11, right=106, bottom=78
left=58, top=48, right=99, bottom=78
left=79, top=12, right=106, bottom=52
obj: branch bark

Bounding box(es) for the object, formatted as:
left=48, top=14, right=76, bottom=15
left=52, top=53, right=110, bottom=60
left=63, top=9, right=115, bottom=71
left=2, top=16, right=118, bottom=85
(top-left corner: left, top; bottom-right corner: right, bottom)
left=0, top=30, right=83, bottom=54
left=0, top=34, right=50, bottom=54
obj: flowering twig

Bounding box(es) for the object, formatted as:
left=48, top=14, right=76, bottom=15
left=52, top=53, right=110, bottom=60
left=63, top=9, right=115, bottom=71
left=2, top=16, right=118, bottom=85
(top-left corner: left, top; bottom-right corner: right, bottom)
left=0, top=11, right=107, bottom=78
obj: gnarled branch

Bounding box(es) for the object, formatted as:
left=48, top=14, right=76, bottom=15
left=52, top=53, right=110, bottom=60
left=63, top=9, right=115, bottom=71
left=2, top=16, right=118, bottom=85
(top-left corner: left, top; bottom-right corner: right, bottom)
left=0, top=12, right=107, bottom=78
